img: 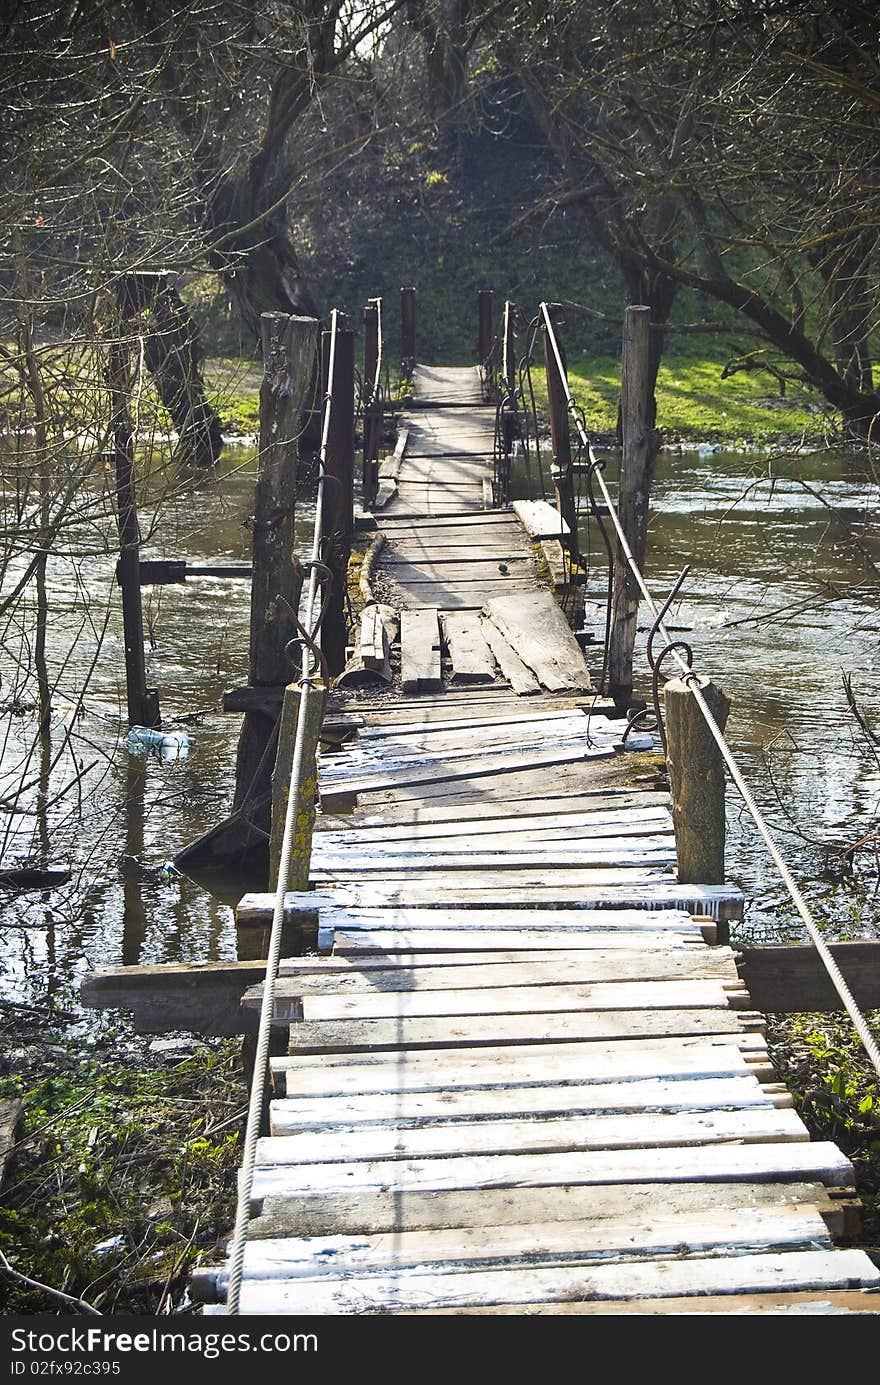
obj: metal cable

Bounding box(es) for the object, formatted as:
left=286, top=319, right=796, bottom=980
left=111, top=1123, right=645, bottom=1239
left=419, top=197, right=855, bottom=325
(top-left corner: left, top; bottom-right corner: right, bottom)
left=225, top=310, right=341, bottom=1314
left=539, top=301, right=880, bottom=1081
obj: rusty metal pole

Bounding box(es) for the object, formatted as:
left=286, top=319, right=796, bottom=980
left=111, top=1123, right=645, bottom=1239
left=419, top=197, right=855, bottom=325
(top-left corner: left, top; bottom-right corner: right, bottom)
left=401, top=286, right=416, bottom=378
left=362, top=301, right=380, bottom=506
left=108, top=330, right=160, bottom=729
left=541, top=306, right=577, bottom=547
left=320, top=315, right=354, bottom=676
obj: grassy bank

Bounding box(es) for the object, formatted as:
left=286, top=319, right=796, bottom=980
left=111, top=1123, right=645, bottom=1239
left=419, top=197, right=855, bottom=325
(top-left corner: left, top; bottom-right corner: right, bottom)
left=204, top=350, right=831, bottom=447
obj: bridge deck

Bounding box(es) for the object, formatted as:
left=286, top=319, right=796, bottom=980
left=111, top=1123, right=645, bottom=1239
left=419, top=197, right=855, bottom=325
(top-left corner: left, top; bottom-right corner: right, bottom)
left=208, top=366, right=880, bottom=1315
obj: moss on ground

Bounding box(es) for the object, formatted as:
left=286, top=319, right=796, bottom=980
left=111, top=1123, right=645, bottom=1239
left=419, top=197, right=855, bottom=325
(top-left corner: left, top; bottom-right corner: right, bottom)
left=0, top=1011, right=246, bottom=1314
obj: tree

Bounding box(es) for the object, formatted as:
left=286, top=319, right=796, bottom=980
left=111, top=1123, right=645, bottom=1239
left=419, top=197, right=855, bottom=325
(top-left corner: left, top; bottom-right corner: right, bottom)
left=495, top=0, right=880, bottom=438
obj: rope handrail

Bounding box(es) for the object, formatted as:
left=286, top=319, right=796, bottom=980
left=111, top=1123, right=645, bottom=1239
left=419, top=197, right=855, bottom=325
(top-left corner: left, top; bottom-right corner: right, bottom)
left=539, top=300, right=880, bottom=1082
left=225, top=309, right=342, bottom=1315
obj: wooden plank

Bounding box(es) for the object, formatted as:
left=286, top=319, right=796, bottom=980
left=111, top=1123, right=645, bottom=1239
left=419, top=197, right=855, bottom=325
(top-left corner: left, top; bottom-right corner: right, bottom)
left=322, top=880, right=744, bottom=920
left=255, top=949, right=740, bottom=997
left=399, top=608, right=441, bottom=693
left=231, top=1249, right=879, bottom=1314
left=231, top=1201, right=830, bottom=1285
left=261, top=1107, right=807, bottom=1169
left=478, top=616, right=543, bottom=695
left=512, top=498, right=571, bottom=539
left=359, top=607, right=389, bottom=670
left=738, top=942, right=880, bottom=1013
left=308, top=840, right=677, bottom=871
left=250, top=1144, right=856, bottom=1205
left=423, top=1290, right=880, bottom=1316
left=316, top=805, right=672, bottom=842
left=248, top=1178, right=842, bottom=1238
left=329, top=930, right=712, bottom=954
left=387, top=562, right=533, bottom=586
left=318, top=744, right=617, bottom=810
left=344, top=789, right=668, bottom=823
left=283, top=1008, right=759, bottom=1054
left=484, top=592, right=593, bottom=692
left=270, top=1075, right=778, bottom=1133
left=271, top=1034, right=768, bottom=1096
left=300, top=979, right=742, bottom=1022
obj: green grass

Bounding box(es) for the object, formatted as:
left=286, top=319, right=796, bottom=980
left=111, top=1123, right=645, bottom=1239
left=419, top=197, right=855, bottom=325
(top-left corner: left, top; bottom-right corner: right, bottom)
left=542, top=353, right=829, bottom=445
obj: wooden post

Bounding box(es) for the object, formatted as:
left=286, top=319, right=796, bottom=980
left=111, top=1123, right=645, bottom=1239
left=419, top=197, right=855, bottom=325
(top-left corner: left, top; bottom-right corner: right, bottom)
left=477, top=288, right=494, bottom=362
left=503, top=300, right=516, bottom=399
left=362, top=301, right=380, bottom=506
left=540, top=306, right=577, bottom=546
left=664, top=675, right=731, bottom=884
left=320, top=316, right=354, bottom=677
left=607, top=305, right=658, bottom=705
left=269, top=681, right=324, bottom=887
left=232, top=313, right=318, bottom=825
left=108, top=335, right=160, bottom=729
left=401, top=286, right=416, bottom=376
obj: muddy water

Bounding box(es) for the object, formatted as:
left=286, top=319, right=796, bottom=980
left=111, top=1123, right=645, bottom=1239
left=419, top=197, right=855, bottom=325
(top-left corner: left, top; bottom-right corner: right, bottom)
left=1, top=443, right=879, bottom=1009
left=581, top=445, right=880, bottom=939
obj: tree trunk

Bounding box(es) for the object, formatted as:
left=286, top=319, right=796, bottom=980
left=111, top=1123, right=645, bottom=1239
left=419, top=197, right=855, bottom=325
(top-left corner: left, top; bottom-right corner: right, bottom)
left=116, top=274, right=224, bottom=468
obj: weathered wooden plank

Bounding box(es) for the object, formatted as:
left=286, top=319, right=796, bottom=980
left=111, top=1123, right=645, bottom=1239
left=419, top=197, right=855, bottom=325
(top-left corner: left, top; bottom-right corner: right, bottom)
left=309, top=841, right=676, bottom=873
left=512, top=499, right=571, bottom=540
left=231, top=1249, right=879, bottom=1314
left=283, top=1007, right=760, bottom=1053
left=269, top=1074, right=778, bottom=1133
left=260, top=1106, right=807, bottom=1171
left=228, top=1201, right=830, bottom=1290
left=271, top=1034, right=767, bottom=1096
left=329, top=930, right=712, bottom=954
left=484, top=592, right=593, bottom=692
left=300, top=979, right=742, bottom=1022
left=422, top=1290, right=880, bottom=1316
left=315, top=810, right=673, bottom=848
left=738, top=942, right=880, bottom=1013
left=478, top=616, right=542, bottom=694
left=254, top=949, right=740, bottom=999
left=359, top=607, right=389, bottom=670
left=321, top=880, right=744, bottom=921
left=318, top=744, right=617, bottom=810
left=344, top=789, right=668, bottom=824
left=247, top=1179, right=842, bottom=1239
left=250, top=1143, right=856, bottom=1207
left=399, top=607, right=441, bottom=693
left=439, top=612, right=498, bottom=684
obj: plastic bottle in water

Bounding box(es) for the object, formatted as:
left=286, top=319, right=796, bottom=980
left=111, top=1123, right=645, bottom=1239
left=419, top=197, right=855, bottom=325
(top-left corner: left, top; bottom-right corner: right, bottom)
left=126, top=726, right=192, bottom=760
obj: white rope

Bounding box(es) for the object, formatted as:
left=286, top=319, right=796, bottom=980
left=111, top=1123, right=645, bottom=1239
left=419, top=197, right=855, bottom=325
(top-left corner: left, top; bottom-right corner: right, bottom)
left=539, top=302, right=880, bottom=1080
left=225, top=310, right=341, bottom=1314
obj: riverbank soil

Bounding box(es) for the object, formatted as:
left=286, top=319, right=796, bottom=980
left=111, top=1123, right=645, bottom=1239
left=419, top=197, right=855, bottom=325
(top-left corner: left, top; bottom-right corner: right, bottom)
left=0, top=1009, right=246, bottom=1314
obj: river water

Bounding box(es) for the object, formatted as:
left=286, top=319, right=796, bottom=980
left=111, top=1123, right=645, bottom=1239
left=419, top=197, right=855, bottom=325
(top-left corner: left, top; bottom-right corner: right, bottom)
left=1, top=441, right=879, bottom=1011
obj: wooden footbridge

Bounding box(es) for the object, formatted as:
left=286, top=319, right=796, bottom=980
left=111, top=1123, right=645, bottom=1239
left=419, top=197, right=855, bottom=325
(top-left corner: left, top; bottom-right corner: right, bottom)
left=85, top=294, right=880, bottom=1314
left=196, top=309, right=880, bottom=1313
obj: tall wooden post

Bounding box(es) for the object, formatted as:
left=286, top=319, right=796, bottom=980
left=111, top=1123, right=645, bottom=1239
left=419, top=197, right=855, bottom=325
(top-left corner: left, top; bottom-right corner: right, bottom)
left=401, top=286, right=416, bottom=377
left=478, top=288, right=494, bottom=361
left=607, top=305, right=658, bottom=707
left=503, top=300, right=516, bottom=399
left=664, top=675, right=730, bottom=883
left=269, top=681, right=324, bottom=887
left=362, top=301, right=380, bottom=506
left=320, top=316, right=354, bottom=677
left=232, top=313, right=318, bottom=826
left=108, top=334, right=160, bottom=729
left=540, top=306, right=577, bottom=546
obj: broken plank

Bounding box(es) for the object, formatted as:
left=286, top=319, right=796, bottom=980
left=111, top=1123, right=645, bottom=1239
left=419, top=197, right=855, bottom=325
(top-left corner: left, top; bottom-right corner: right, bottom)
left=479, top=616, right=541, bottom=694
left=399, top=608, right=441, bottom=693
left=484, top=591, right=593, bottom=692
